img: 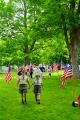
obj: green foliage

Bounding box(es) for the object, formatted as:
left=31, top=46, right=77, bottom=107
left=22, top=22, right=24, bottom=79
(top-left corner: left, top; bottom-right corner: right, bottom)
left=0, top=0, right=79, bottom=65
left=29, top=36, right=69, bottom=64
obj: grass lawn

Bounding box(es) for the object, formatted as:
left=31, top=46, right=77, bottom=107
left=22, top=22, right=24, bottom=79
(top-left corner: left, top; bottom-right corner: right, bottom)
left=0, top=70, right=80, bottom=120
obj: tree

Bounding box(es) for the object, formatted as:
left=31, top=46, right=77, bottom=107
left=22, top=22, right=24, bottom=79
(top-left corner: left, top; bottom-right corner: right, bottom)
left=34, top=0, right=80, bottom=78
left=0, top=0, right=80, bottom=79
left=14, top=0, right=45, bottom=65
left=61, top=0, right=80, bottom=78
left=0, top=0, right=44, bottom=65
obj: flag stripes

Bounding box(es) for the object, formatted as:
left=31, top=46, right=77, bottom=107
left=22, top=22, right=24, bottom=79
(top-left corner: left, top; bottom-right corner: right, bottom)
left=53, top=64, right=58, bottom=72
left=61, top=68, right=73, bottom=79
left=6, top=71, right=12, bottom=82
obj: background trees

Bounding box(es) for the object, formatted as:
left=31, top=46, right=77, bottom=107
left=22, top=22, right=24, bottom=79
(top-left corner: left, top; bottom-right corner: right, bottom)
left=0, top=0, right=80, bottom=78
left=33, top=0, right=80, bottom=78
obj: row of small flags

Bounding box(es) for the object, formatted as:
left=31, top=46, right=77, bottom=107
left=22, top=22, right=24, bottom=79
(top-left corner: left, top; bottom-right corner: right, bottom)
left=53, top=63, right=73, bottom=79
left=5, top=63, right=73, bottom=82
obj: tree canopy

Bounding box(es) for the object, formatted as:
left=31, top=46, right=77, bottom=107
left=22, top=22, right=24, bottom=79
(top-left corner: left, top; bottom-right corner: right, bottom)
left=0, top=0, right=80, bottom=78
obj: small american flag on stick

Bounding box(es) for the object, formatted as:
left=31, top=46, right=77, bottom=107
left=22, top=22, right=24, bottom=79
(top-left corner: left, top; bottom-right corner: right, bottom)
left=60, top=67, right=73, bottom=88
left=61, top=67, right=73, bottom=79
left=53, top=63, right=58, bottom=72
left=6, top=71, right=12, bottom=82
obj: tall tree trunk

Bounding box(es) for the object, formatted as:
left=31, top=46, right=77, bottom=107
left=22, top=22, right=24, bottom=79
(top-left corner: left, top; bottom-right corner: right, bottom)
left=22, top=0, right=30, bottom=65
left=23, top=45, right=30, bottom=65
left=24, top=55, right=30, bottom=65
left=23, top=0, right=27, bottom=28
left=70, top=29, right=80, bottom=78
left=61, top=0, right=80, bottom=78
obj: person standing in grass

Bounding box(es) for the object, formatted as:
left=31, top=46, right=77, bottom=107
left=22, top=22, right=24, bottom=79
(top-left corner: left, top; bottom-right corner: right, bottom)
left=17, top=70, right=30, bottom=104
left=29, top=66, right=33, bottom=78
left=48, top=66, right=52, bottom=77
left=17, top=67, right=23, bottom=76
left=30, top=73, right=43, bottom=104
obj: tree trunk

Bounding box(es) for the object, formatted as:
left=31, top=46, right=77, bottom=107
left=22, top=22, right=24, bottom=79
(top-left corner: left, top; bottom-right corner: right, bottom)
left=23, top=45, right=30, bottom=65
left=62, top=1, right=80, bottom=78
left=70, top=28, right=80, bottom=78
left=24, top=55, right=30, bottom=65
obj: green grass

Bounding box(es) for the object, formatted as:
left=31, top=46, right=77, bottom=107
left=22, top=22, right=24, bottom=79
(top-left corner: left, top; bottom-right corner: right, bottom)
left=0, top=71, right=80, bottom=120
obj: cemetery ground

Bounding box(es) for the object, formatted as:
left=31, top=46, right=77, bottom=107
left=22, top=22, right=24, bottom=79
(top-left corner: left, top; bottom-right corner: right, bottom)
left=0, top=71, right=80, bottom=120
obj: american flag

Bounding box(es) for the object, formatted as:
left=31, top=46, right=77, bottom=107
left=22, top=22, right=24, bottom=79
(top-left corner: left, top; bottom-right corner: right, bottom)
left=61, top=67, right=73, bottom=79
left=61, top=63, right=65, bottom=69
left=53, top=63, right=58, bottom=72
left=6, top=71, right=12, bottom=82
left=60, top=61, right=66, bottom=69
